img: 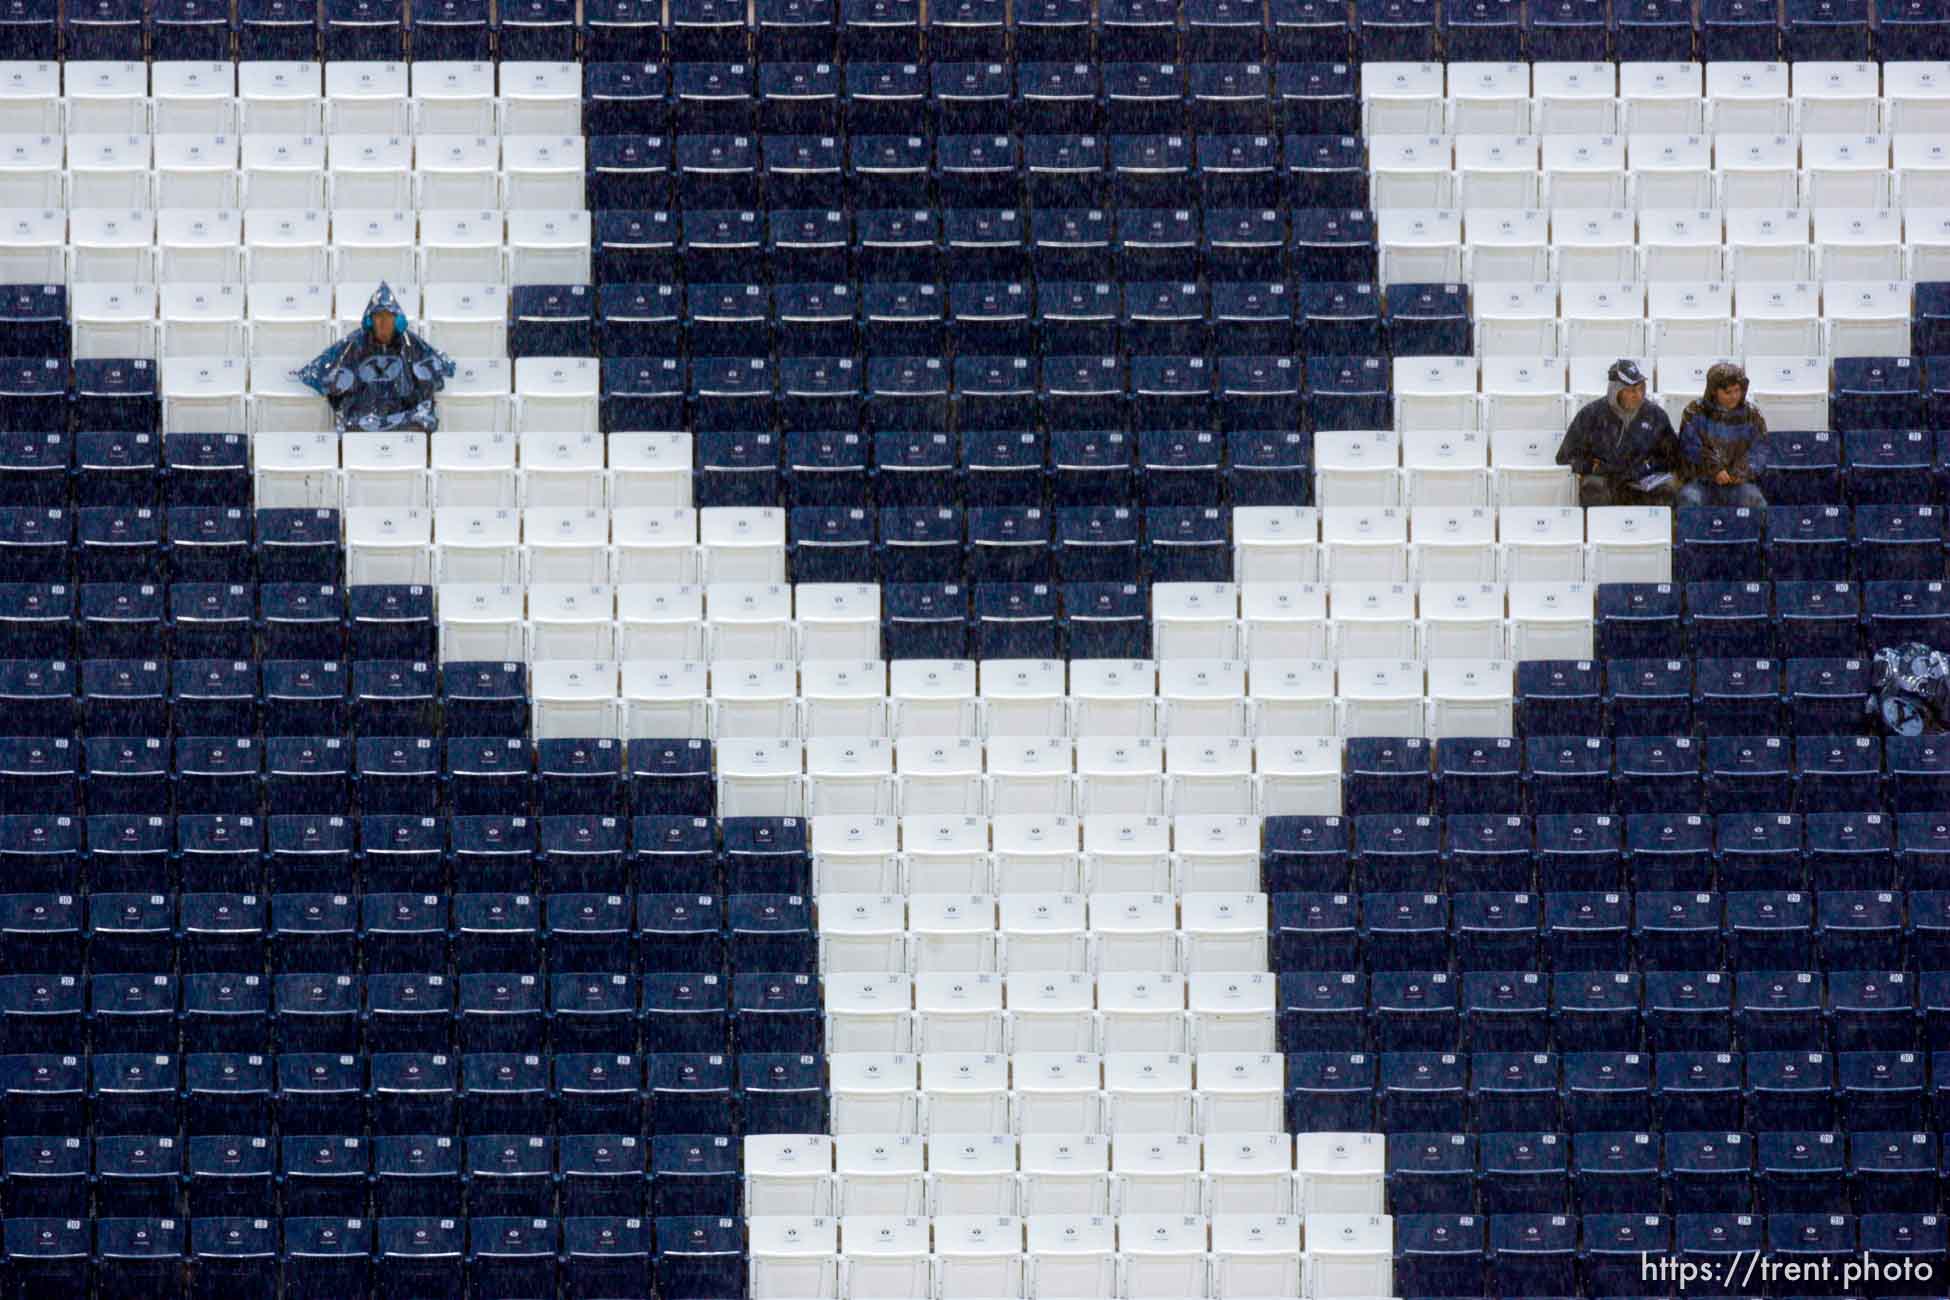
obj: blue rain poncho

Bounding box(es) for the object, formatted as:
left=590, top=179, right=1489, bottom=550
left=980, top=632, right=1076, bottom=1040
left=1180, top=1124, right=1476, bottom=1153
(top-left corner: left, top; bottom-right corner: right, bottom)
left=294, top=283, right=457, bottom=433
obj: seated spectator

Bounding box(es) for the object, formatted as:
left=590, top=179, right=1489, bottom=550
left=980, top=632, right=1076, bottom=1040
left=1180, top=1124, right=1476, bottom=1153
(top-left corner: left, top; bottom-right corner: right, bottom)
left=295, top=282, right=455, bottom=434
left=1677, top=361, right=1768, bottom=510
left=1554, top=358, right=1680, bottom=507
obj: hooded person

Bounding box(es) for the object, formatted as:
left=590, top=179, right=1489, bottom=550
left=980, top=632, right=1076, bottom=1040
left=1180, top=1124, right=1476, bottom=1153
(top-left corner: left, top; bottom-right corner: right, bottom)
left=294, top=283, right=456, bottom=434
left=1676, top=360, right=1768, bottom=510
left=1553, top=358, right=1680, bottom=507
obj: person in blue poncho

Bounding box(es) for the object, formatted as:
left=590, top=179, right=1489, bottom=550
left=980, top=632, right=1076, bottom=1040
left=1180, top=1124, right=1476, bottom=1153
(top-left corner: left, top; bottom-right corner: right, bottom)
left=295, top=283, right=456, bottom=433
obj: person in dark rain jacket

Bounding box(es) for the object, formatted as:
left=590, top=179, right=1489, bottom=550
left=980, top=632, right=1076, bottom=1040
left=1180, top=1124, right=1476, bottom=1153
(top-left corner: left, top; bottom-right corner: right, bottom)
left=1675, top=360, right=1769, bottom=510
left=294, top=282, right=455, bottom=433
left=1554, top=358, right=1680, bottom=507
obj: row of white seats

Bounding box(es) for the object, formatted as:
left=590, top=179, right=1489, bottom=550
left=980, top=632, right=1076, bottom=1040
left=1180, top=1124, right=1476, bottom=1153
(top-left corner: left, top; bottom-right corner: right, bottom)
left=0, top=61, right=581, bottom=136
left=1364, top=354, right=1834, bottom=438
left=819, top=894, right=1273, bottom=976
left=1249, top=508, right=1670, bottom=585
left=34, top=210, right=589, bottom=291
left=827, top=972, right=1316, bottom=1053
left=806, top=813, right=1274, bottom=898
left=830, top=1053, right=1319, bottom=1137
left=517, top=655, right=1517, bottom=746
left=1367, top=130, right=1941, bottom=212
left=0, top=133, right=588, bottom=210
left=744, top=1133, right=1383, bottom=1216
left=1363, top=59, right=1950, bottom=135
left=254, top=430, right=691, bottom=509
left=744, top=1210, right=1393, bottom=1300
left=1414, top=206, right=1950, bottom=284
left=672, top=723, right=1488, bottom=816
left=163, top=354, right=587, bottom=435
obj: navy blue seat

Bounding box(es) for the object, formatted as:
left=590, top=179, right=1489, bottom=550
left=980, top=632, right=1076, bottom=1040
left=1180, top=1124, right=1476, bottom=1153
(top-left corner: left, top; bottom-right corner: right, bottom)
left=637, top=892, right=725, bottom=972
left=0, top=583, right=71, bottom=660
left=1627, top=814, right=1715, bottom=891
left=1370, top=971, right=1458, bottom=1051
left=173, top=736, right=259, bottom=818
left=1856, top=505, right=1946, bottom=582
left=1596, top=583, right=1682, bottom=660
left=544, top=973, right=634, bottom=1056
left=1393, top=1214, right=1483, bottom=1297
left=1847, top=431, right=1938, bottom=514
left=2, top=660, right=74, bottom=738
left=1686, top=581, right=1774, bottom=658
left=1386, top=283, right=1472, bottom=357
left=1462, top=976, right=1549, bottom=1053
left=272, top=972, right=360, bottom=1055
left=0, top=430, right=66, bottom=508
left=1928, top=973, right=1950, bottom=1049
left=1817, top=889, right=1905, bottom=970
left=1653, top=1051, right=1743, bottom=1133
left=1562, top=1052, right=1653, bottom=1132
left=1807, top=810, right=1896, bottom=889
left=1515, top=661, right=1601, bottom=738
left=1643, top=970, right=1733, bottom=1052
left=1551, top=971, right=1641, bottom=1053
left=668, top=0, right=750, bottom=59
left=1262, top=815, right=1351, bottom=892
left=1278, top=971, right=1366, bottom=1050
left=685, top=282, right=771, bottom=361
left=586, top=66, right=671, bottom=141
left=1693, top=658, right=1783, bottom=736
left=269, top=892, right=358, bottom=975
left=1353, top=813, right=1442, bottom=892
left=1451, top=886, right=1538, bottom=967
left=1785, top=0, right=1870, bottom=57
left=1272, top=891, right=1360, bottom=970
left=1378, top=1051, right=1467, bottom=1130
left=255, top=508, right=342, bottom=585
left=1297, top=283, right=1382, bottom=357
left=1386, top=1133, right=1475, bottom=1213
left=1668, top=1132, right=1756, bottom=1215
left=1285, top=1050, right=1373, bottom=1131
left=1202, top=207, right=1284, bottom=280
left=373, top=1216, right=463, bottom=1300
left=1614, top=736, right=1703, bottom=815
left=648, top=1054, right=734, bottom=1135
left=86, top=890, right=174, bottom=972
left=1489, top=1213, right=1577, bottom=1296
left=971, top=582, right=1057, bottom=659
left=641, top=971, right=725, bottom=1053
left=1705, top=735, right=1792, bottom=814
left=82, top=733, right=168, bottom=816
left=1767, top=504, right=1851, bottom=584
left=258, top=585, right=343, bottom=664
left=854, top=208, right=941, bottom=283
left=1829, top=967, right=1915, bottom=1052
left=1445, top=817, right=1534, bottom=894
left=1605, top=658, right=1692, bottom=737
left=362, top=893, right=449, bottom=975
left=1775, top=580, right=1860, bottom=661
left=370, top=1135, right=461, bottom=1220
left=1110, top=143, right=1195, bottom=214
left=1545, top=891, right=1631, bottom=971
left=1583, top=1216, right=1673, bottom=1299
left=1736, top=970, right=1827, bottom=1053
left=4, top=1133, right=90, bottom=1216
left=1912, top=887, right=1950, bottom=960
left=1355, top=0, right=1437, bottom=58
left=1272, top=64, right=1357, bottom=139
left=181, top=891, right=268, bottom=973
left=1758, top=429, right=1842, bottom=506
left=1635, top=890, right=1724, bottom=970
left=1725, top=888, right=1815, bottom=969
left=1525, top=738, right=1612, bottom=815
left=538, top=815, right=629, bottom=895
left=323, top=0, right=403, bottom=58
left=880, top=582, right=967, bottom=658
left=740, top=1050, right=826, bottom=1131
left=1433, top=739, right=1521, bottom=817
left=1614, top=0, right=1695, bottom=59
left=442, top=815, right=530, bottom=895
left=1755, top=1129, right=1847, bottom=1215
left=1363, top=891, right=1450, bottom=970
left=1887, top=734, right=1950, bottom=813
left=507, top=284, right=595, bottom=359
left=1865, top=578, right=1950, bottom=650
left=1343, top=737, right=1432, bottom=818
left=1701, top=0, right=1781, bottom=58
left=545, top=892, right=632, bottom=974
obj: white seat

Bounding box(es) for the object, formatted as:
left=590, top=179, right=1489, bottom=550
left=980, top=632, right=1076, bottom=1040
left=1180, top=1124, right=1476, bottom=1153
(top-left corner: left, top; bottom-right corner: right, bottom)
left=1211, top=1214, right=1304, bottom=1299
left=1335, top=659, right=1425, bottom=737
left=1507, top=581, right=1595, bottom=660
left=835, top=1137, right=925, bottom=1215
left=708, top=658, right=798, bottom=737
left=1190, top=973, right=1280, bottom=1058
left=162, top=282, right=247, bottom=358
left=1560, top=281, right=1646, bottom=357
left=1097, top=971, right=1188, bottom=1054
left=841, top=1216, right=932, bottom=1299
left=1401, top=429, right=1494, bottom=510
left=1394, top=356, right=1479, bottom=431
left=161, top=355, right=247, bottom=432
left=1362, top=61, right=1446, bottom=134
left=699, top=507, right=787, bottom=585
left=1014, top=1051, right=1106, bottom=1135
left=341, top=430, right=428, bottom=509
left=909, top=893, right=998, bottom=973
left=1000, top=892, right=1090, bottom=972
left=1629, top=133, right=1713, bottom=210
left=1089, top=892, right=1178, bottom=972
left=1153, top=583, right=1241, bottom=660
left=1794, top=60, right=1881, bottom=132
left=155, top=133, right=241, bottom=208
left=428, top=429, right=517, bottom=508
left=1802, top=131, right=1892, bottom=209
left=894, top=738, right=987, bottom=818
left=1746, top=355, right=1832, bottom=430
left=922, top=1051, right=1013, bottom=1134
left=241, top=134, right=327, bottom=209
left=1885, top=59, right=1950, bottom=133
left=7, top=209, right=79, bottom=282
left=1232, top=507, right=1320, bottom=583
left=345, top=507, right=431, bottom=585
left=1374, top=205, right=1462, bottom=281
left=1202, top=1128, right=1289, bottom=1203
left=1447, top=60, right=1532, bottom=132
left=819, top=892, right=907, bottom=973
left=617, top=583, right=705, bottom=661
left=70, top=282, right=158, bottom=358
left=1329, top=582, right=1417, bottom=660
left=254, top=431, right=340, bottom=508
left=610, top=507, right=701, bottom=585
left=1726, top=206, right=1813, bottom=282
left=1173, top=815, right=1262, bottom=894
left=507, top=208, right=595, bottom=282
left=1246, top=661, right=1337, bottom=740
left=0, top=61, right=60, bottom=134
left=439, top=356, right=515, bottom=434
left=901, top=813, right=991, bottom=894
left=157, top=207, right=248, bottom=285
left=527, top=583, right=616, bottom=661
left=748, top=1215, right=839, bottom=1300
left=1639, top=207, right=1725, bottom=283
left=1718, top=132, right=1801, bottom=208
left=928, top=1138, right=1018, bottom=1215
left=418, top=283, right=509, bottom=358
left=609, top=433, right=694, bottom=508
left=1104, top=1056, right=1196, bottom=1141
left=810, top=815, right=901, bottom=896
left=1541, top=132, right=1626, bottom=208
left=513, top=353, right=601, bottom=434
left=1239, top=585, right=1329, bottom=662
left=619, top=659, right=709, bottom=738
left=1419, top=581, right=1507, bottom=659
left=1480, top=357, right=1568, bottom=435
left=433, top=506, right=522, bottom=584
left=67, top=132, right=151, bottom=208
left=409, top=61, right=497, bottom=135
left=829, top=1053, right=920, bottom=1136
left=1411, top=501, right=1501, bottom=583
left=1707, top=60, right=1792, bottom=133
left=806, top=737, right=898, bottom=816
left=1816, top=207, right=1904, bottom=282
left=796, top=583, right=880, bottom=661
left=1532, top=61, right=1618, bottom=134
left=324, top=60, right=410, bottom=133
left=1083, top=816, right=1173, bottom=895
left=497, top=60, right=582, bottom=134
left=800, top=658, right=888, bottom=738
left=501, top=133, right=587, bottom=209
left=932, top=1215, right=1024, bottom=1300
left=1025, top=1213, right=1116, bottom=1298
left=0, top=132, right=63, bottom=208
left=438, top=582, right=526, bottom=661
left=332, top=209, right=418, bottom=288
left=524, top=505, right=609, bottom=584
left=1453, top=135, right=1540, bottom=210
left=246, top=282, right=333, bottom=359
left=1294, top=1133, right=1386, bottom=1216
left=152, top=62, right=238, bottom=133
left=1426, top=658, right=1516, bottom=738
left=1158, top=660, right=1248, bottom=739
left=1472, top=283, right=1559, bottom=358
left=1896, top=136, right=1950, bottom=213
left=1165, top=737, right=1255, bottom=816
left=1823, top=281, right=1913, bottom=356
left=1076, top=738, right=1167, bottom=817
left=417, top=206, right=506, bottom=283
left=1069, top=660, right=1158, bottom=739
left=529, top=659, right=621, bottom=737
left=1119, top=1212, right=1210, bottom=1299
left=1463, top=207, right=1550, bottom=282
left=980, top=659, right=1068, bottom=738
left=1549, top=206, right=1637, bottom=281
left=1014, top=1138, right=1107, bottom=1223
left=1112, top=1140, right=1203, bottom=1215
left=1304, top=1214, right=1395, bottom=1300
left=715, top=736, right=806, bottom=816
left=1734, top=281, right=1822, bottom=355
left=1009, top=972, right=1097, bottom=1053
left=890, top=660, right=979, bottom=739
left=1489, top=426, right=1576, bottom=507
left=1648, top=280, right=1736, bottom=355
left=239, top=61, right=323, bottom=133
left=1620, top=61, right=1704, bottom=133
left=1312, top=429, right=1402, bottom=507
left=1500, top=507, right=1585, bottom=583
left=1181, top=893, right=1268, bottom=975
left=1254, top=736, right=1342, bottom=814
left=241, top=208, right=329, bottom=283
left=1320, top=508, right=1408, bottom=583
left=64, top=61, right=149, bottom=133
left=745, top=1134, right=836, bottom=1217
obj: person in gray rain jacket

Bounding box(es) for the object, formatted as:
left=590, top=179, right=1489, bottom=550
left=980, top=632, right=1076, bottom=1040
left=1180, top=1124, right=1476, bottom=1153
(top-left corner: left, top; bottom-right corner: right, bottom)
left=294, top=282, right=455, bottom=434
left=1554, top=358, right=1680, bottom=507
